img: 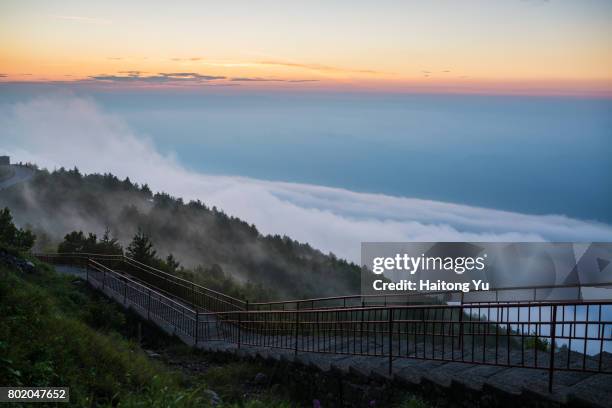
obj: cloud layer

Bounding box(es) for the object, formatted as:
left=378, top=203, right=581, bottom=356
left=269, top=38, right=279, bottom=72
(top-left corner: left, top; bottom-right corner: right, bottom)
left=1, top=95, right=611, bottom=261
left=85, top=72, right=319, bottom=85
left=90, top=72, right=226, bottom=83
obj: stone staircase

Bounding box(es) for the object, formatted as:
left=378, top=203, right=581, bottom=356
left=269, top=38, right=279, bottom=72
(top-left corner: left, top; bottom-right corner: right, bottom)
left=54, top=264, right=612, bottom=407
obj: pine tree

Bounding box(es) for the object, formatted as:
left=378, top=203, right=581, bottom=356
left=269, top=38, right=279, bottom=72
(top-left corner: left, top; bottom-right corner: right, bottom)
left=0, top=207, right=36, bottom=251
left=99, top=228, right=123, bottom=255
left=165, top=253, right=180, bottom=273
left=58, top=231, right=97, bottom=253
left=126, top=228, right=157, bottom=264
left=0, top=207, right=17, bottom=245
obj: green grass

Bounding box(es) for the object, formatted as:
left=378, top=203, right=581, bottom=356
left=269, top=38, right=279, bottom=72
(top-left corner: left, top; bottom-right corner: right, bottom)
left=524, top=336, right=550, bottom=352
left=201, top=361, right=283, bottom=403
left=0, top=258, right=434, bottom=407
left=0, top=264, right=204, bottom=407
left=395, top=395, right=431, bottom=408
left=0, top=262, right=293, bottom=407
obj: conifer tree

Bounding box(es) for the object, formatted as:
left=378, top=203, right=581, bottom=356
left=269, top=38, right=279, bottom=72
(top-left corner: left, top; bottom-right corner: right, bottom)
left=126, top=228, right=157, bottom=264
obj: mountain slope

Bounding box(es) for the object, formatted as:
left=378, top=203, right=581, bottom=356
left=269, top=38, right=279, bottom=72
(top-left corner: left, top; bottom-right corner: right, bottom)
left=0, top=167, right=361, bottom=299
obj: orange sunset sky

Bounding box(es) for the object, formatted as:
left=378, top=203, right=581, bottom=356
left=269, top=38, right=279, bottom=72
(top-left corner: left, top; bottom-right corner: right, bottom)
left=1, top=0, right=611, bottom=96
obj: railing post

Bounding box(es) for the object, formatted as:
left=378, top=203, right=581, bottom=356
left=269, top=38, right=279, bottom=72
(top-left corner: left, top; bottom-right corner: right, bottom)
left=458, top=292, right=465, bottom=354
left=548, top=305, right=557, bottom=393
left=389, top=308, right=394, bottom=376
left=360, top=301, right=365, bottom=354
left=124, top=278, right=127, bottom=304
left=294, top=306, right=300, bottom=356
left=195, top=311, right=199, bottom=346
left=147, top=289, right=151, bottom=320
left=102, top=269, right=106, bottom=290
left=359, top=297, right=364, bottom=353
left=238, top=311, right=242, bottom=349
left=191, top=282, right=195, bottom=307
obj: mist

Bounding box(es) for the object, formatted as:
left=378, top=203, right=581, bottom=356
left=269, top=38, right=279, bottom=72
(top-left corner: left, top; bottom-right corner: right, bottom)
left=1, top=94, right=612, bottom=264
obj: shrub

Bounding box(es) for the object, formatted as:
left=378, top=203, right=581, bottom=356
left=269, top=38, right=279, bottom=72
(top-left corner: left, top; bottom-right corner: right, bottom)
left=0, top=207, right=35, bottom=251
left=0, top=266, right=204, bottom=406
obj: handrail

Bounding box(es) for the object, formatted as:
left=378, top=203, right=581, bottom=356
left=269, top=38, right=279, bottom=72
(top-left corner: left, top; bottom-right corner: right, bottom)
left=35, top=252, right=612, bottom=310
left=89, top=263, right=195, bottom=315
left=249, top=279, right=612, bottom=309
left=203, top=299, right=612, bottom=316
left=35, top=252, right=246, bottom=310
left=88, top=259, right=196, bottom=314
left=122, top=256, right=246, bottom=307
left=34, top=251, right=612, bottom=394
left=36, top=252, right=123, bottom=259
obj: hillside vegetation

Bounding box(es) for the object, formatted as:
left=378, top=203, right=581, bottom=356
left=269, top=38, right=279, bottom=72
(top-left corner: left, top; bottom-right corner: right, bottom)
left=0, top=166, right=14, bottom=182
left=0, top=167, right=361, bottom=300
left=0, top=208, right=295, bottom=407
left=0, top=209, right=427, bottom=408
left=0, top=263, right=203, bottom=407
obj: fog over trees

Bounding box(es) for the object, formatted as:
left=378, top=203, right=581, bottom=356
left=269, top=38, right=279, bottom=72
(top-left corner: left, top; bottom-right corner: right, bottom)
left=0, top=167, right=361, bottom=300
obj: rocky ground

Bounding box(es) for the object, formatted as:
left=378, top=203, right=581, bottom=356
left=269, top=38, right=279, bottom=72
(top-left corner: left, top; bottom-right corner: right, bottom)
left=0, top=249, right=36, bottom=273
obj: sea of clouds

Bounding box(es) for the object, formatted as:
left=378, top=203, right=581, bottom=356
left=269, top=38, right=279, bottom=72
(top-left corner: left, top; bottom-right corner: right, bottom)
left=2, top=95, right=612, bottom=262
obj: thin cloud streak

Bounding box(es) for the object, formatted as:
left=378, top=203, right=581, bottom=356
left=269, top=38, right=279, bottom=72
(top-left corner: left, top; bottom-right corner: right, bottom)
left=86, top=71, right=318, bottom=86
left=257, top=60, right=385, bottom=75
left=90, top=72, right=226, bottom=83
left=51, top=15, right=112, bottom=25
left=230, top=77, right=318, bottom=83
left=166, top=57, right=383, bottom=75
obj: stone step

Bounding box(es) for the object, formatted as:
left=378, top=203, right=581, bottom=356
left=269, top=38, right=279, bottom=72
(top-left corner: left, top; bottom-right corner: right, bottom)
left=55, top=263, right=612, bottom=408
left=563, top=373, right=612, bottom=408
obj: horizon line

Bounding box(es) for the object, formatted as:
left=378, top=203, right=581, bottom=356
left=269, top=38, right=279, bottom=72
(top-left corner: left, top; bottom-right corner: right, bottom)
left=1, top=79, right=611, bottom=99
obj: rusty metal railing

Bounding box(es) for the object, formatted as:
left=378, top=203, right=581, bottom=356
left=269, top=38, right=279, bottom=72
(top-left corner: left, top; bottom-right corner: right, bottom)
left=248, top=281, right=612, bottom=311
left=213, top=302, right=612, bottom=389
left=36, top=252, right=246, bottom=313
left=35, top=252, right=612, bottom=392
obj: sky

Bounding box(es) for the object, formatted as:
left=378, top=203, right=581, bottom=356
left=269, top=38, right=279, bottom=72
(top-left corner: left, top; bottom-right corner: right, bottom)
left=0, top=1, right=611, bottom=260
left=1, top=0, right=612, bottom=96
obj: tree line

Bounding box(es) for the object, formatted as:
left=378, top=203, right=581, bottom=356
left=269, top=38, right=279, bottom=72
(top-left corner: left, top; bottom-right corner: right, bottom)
left=0, top=166, right=361, bottom=300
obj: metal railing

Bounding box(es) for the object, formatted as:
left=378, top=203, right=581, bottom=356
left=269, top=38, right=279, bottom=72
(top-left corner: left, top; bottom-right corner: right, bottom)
left=87, top=259, right=198, bottom=339
left=117, top=256, right=247, bottom=312
left=249, top=281, right=612, bottom=311
left=35, top=252, right=612, bottom=392
left=37, top=252, right=246, bottom=313
left=216, top=303, right=611, bottom=379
